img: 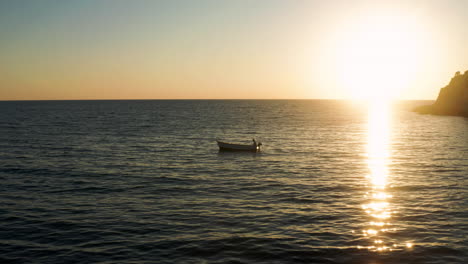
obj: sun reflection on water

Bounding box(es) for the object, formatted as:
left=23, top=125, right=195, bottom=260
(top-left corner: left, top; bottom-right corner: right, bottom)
left=358, top=100, right=411, bottom=252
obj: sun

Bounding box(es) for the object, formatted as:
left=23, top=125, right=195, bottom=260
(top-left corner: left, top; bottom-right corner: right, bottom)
left=336, top=13, right=421, bottom=101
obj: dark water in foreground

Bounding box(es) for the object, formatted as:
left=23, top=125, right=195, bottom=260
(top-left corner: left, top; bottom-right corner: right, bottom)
left=0, top=100, right=467, bottom=264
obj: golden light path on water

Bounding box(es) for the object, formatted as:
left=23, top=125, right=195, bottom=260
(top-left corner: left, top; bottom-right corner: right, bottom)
left=358, top=100, right=413, bottom=252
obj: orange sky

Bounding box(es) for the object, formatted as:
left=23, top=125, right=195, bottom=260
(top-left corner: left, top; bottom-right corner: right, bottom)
left=1, top=0, right=468, bottom=100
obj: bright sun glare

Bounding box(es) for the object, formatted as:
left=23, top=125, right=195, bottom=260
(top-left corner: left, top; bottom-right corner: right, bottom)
left=337, top=13, right=421, bottom=101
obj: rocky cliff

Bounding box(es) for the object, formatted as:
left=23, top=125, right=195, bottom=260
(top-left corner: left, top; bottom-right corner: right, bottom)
left=414, top=70, right=468, bottom=117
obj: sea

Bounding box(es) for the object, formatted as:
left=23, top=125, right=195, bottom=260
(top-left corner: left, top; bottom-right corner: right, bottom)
left=0, top=100, right=467, bottom=264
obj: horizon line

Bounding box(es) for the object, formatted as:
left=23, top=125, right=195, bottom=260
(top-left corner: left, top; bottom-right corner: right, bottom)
left=0, top=98, right=435, bottom=102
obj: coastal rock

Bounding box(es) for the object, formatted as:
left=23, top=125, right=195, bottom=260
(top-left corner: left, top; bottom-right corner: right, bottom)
left=414, top=70, right=468, bottom=117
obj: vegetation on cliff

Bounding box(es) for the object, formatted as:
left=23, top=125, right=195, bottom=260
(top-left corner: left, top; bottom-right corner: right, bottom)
left=414, top=70, right=468, bottom=117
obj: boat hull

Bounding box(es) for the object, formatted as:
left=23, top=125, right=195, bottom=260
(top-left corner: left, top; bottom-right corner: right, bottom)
left=217, top=141, right=260, bottom=152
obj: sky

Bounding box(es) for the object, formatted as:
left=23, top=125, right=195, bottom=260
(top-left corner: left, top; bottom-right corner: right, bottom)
left=1, top=0, right=467, bottom=100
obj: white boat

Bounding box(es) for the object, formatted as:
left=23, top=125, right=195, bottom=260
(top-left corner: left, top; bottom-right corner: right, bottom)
left=216, top=139, right=262, bottom=152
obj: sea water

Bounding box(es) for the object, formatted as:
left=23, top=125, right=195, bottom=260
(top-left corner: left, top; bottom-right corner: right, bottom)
left=0, top=100, right=467, bottom=263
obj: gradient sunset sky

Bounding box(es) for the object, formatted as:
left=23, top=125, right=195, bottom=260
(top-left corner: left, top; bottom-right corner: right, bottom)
left=1, top=0, right=467, bottom=100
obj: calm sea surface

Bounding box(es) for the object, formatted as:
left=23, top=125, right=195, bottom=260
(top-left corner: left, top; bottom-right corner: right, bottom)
left=0, top=100, right=467, bottom=264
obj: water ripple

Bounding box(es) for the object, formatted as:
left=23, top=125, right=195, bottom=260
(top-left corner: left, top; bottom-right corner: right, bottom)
left=0, top=100, right=466, bottom=263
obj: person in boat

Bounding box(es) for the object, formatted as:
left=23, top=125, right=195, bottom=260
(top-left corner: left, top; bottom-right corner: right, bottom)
left=252, top=138, right=257, bottom=146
